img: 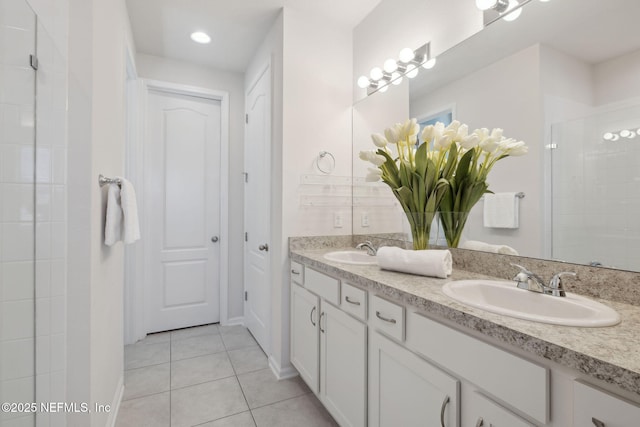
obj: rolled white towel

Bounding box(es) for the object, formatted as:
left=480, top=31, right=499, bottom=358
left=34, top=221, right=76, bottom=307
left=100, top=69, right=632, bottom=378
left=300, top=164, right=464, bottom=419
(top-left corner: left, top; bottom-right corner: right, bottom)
left=459, top=240, right=518, bottom=256
left=376, top=246, right=452, bottom=279
left=117, top=177, right=141, bottom=244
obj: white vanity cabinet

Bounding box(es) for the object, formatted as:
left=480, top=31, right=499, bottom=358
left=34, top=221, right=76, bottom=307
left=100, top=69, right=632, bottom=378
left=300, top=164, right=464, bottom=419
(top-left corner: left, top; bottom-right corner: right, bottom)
left=369, top=331, right=459, bottom=427
left=290, top=266, right=367, bottom=427
left=464, top=391, right=534, bottom=427
left=573, top=381, right=640, bottom=427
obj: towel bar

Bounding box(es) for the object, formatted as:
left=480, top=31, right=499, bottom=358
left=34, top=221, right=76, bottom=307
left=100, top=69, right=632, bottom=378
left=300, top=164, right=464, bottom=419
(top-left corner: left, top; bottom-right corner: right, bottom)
left=99, top=174, right=122, bottom=187
left=481, top=192, right=525, bottom=200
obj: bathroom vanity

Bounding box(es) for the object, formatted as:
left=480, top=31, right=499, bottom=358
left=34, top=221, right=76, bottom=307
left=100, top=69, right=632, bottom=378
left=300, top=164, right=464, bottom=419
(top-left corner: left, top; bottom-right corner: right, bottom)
left=289, top=242, right=640, bottom=427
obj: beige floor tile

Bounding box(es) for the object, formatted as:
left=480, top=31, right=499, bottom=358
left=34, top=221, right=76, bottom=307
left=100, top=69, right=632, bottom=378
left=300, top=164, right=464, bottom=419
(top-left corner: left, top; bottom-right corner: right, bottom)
left=197, top=411, right=256, bottom=427
left=228, top=347, right=268, bottom=375
left=123, top=363, right=170, bottom=400
left=237, top=368, right=309, bottom=409
left=171, top=352, right=235, bottom=389
left=138, top=331, right=171, bottom=345
left=170, top=377, right=249, bottom=427
left=221, top=329, right=258, bottom=351
left=116, top=392, right=170, bottom=427
left=124, top=341, right=170, bottom=370
left=251, top=394, right=337, bottom=427
left=171, top=323, right=219, bottom=341
left=171, top=333, right=225, bottom=361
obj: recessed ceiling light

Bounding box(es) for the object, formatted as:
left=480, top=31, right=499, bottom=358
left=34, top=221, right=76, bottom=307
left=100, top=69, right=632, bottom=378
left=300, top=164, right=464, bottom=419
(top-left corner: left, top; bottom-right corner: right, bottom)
left=190, top=31, right=211, bottom=44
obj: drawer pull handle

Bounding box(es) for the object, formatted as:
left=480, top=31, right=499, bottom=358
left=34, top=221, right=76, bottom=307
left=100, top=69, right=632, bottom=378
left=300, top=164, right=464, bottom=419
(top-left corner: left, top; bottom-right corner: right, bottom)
left=345, top=296, right=361, bottom=306
left=475, top=417, right=484, bottom=427
left=592, top=418, right=605, bottom=427
left=310, top=306, right=316, bottom=326
left=291, top=269, right=300, bottom=275
left=375, top=311, right=397, bottom=324
left=440, top=395, right=450, bottom=427
left=320, top=312, right=325, bottom=333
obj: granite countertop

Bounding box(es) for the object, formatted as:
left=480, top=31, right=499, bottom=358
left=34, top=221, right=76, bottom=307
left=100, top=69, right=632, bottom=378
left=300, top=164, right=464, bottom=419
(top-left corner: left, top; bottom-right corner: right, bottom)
left=290, top=247, right=640, bottom=398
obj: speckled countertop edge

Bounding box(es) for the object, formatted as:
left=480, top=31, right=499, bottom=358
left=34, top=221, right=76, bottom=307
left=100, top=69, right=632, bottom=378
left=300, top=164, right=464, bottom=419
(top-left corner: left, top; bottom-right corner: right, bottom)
left=290, top=247, right=640, bottom=397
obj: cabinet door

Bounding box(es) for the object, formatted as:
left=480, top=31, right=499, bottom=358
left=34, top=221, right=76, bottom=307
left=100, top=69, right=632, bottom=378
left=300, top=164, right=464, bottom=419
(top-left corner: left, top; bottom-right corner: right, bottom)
left=291, top=282, right=320, bottom=392
left=369, top=332, right=459, bottom=427
left=320, top=302, right=367, bottom=427
left=574, top=381, right=640, bottom=427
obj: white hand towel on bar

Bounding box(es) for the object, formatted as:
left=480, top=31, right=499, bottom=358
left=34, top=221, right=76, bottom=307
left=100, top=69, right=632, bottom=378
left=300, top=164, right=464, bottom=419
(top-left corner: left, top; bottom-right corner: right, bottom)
left=376, top=246, right=452, bottom=279
left=118, top=177, right=141, bottom=244
left=459, top=240, right=519, bottom=255
left=104, top=183, right=123, bottom=246
left=483, top=192, right=519, bottom=228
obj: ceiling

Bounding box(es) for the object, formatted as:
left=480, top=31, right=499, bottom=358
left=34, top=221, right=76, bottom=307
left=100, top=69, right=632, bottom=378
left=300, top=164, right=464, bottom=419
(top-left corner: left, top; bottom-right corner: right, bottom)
left=126, top=0, right=382, bottom=73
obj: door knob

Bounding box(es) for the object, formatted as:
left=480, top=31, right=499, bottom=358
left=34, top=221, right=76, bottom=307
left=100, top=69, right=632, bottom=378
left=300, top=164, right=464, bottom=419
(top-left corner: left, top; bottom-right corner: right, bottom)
left=211, top=236, right=219, bottom=243
left=259, top=243, right=269, bottom=251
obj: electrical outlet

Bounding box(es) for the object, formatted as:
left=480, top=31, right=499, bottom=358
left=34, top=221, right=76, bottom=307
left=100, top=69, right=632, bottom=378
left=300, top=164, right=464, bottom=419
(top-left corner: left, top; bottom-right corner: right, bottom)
left=334, top=212, right=343, bottom=228
left=361, top=212, right=370, bottom=227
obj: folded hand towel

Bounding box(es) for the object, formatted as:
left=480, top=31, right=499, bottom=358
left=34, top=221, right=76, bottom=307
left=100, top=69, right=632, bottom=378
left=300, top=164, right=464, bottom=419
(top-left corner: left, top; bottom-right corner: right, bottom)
left=118, top=177, right=141, bottom=244
left=376, top=246, right=452, bottom=278
left=483, top=192, right=519, bottom=228
left=459, top=240, right=519, bottom=255
left=104, top=183, right=123, bottom=246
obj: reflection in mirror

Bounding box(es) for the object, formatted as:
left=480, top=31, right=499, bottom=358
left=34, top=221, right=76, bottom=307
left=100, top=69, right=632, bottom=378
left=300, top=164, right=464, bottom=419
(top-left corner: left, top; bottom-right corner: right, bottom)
left=353, top=0, right=640, bottom=272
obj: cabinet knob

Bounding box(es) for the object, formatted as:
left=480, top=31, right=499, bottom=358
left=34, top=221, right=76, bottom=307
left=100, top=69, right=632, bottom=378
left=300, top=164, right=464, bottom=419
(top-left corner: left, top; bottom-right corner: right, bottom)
left=259, top=243, right=269, bottom=251
left=440, top=395, right=450, bottom=427
left=211, top=236, right=219, bottom=243
left=475, top=417, right=484, bottom=427
left=592, top=418, right=605, bottom=427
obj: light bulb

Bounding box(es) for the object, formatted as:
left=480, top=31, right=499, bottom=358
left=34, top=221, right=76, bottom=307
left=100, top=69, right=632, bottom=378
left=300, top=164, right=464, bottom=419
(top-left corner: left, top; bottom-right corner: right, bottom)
left=620, top=129, right=632, bottom=138
left=399, top=47, right=415, bottom=63
left=476, top=0, right=498, bottom=10
left=357, top=76, right=370, bottom=89
left=539, top=0, right=551, bottom=2
left=406, top=64, right=419, bottom=79
left=611, top=134, right=620, bottom=141
left=190, top=31, right=211, bottom=44
left=370, top=67, right=383, bottom=81
left=391, top=72, right=403, bottom=85
left=502, top=0, right=522, bottom=21
left=603, top=132, right=615, bottom=141
left=422, top=57, right=437, bottom=69
left=383, top=59, right=398, bottom=73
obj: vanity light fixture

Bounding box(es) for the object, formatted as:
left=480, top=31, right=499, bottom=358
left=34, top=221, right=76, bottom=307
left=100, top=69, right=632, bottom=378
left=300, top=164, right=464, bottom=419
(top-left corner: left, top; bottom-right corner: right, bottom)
left=476, top=0, right=509, bottom=13
left=357, top=43, right=434, bottom=96
left=602, top=128, right=638, bottom=142
left=190, top=31, right=211, bottom=44
left=502, top=0, right=523, bottom=21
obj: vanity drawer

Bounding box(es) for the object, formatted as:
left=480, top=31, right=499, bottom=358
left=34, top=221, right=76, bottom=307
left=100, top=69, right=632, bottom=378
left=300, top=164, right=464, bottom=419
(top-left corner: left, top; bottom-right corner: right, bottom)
left=341, top=282, right=367, bottom=321
left=406, top=312, right=548, bottom=425
left=573, top=381, right=640, bottom=427
left=371, top=295, right=405, bottom=342
left=290, top=261, right=304, bottom=285
left=305, top=268, right=340, bottom=305
left=465, top=391, right=534, bottom=427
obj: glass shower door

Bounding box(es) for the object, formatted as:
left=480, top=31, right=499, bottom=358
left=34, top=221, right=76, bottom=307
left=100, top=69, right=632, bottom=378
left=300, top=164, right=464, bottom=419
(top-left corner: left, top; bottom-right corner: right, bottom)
left=0, top=0, right=37, bottom=426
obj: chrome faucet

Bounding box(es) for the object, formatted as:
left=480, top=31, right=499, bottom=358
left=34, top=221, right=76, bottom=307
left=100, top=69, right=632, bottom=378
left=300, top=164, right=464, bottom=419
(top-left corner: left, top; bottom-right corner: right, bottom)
left=355, top=240, right=377, bottom=256
left=510, top=263, right=576, bottom=297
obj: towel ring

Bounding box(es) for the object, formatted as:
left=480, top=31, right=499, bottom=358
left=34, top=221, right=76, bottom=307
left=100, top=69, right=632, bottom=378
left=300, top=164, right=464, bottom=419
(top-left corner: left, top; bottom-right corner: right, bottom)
left=316, top=151, right=335, bottom=174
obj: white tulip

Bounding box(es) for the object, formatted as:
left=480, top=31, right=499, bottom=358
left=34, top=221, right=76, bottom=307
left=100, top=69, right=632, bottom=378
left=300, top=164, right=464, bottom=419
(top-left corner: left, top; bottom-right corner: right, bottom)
left=456, top=124, right=469, bottom=141
left=421, top=124, right=434, bottom=143
left=504, top=140, right=528, bottom=156
left=385, top=126, right=400, bottom=145
left=359, top=150, right=373, bottom=161
left=365, top=167, right=383, bottom=182
left=480, top=137, right=499, bottom=153
left=434, top=134, right=453, bottom=151
left=370, top=153, right=386, bottom=166
left=460, top=134, right=480, bottom=150
left=490, top=128, right=504, bottom=140
left=371, top=133, right=388, bottom=148
left=474, top=128, right=490, bottom=140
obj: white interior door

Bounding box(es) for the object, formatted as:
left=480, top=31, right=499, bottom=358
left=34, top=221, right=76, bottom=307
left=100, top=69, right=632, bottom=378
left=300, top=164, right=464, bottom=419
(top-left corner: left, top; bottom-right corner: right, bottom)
left=244, top=65, right=271, bottom=352
left=145, top=88, right=221, bottom=333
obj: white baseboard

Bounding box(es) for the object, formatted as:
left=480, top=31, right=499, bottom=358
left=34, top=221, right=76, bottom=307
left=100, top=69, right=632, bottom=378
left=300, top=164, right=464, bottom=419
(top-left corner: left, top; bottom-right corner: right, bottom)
left=223, top=316, right=244, bottom=326
left=106, top=376, right=124, bottom=427
left=268, top=356, right=298, bottom=380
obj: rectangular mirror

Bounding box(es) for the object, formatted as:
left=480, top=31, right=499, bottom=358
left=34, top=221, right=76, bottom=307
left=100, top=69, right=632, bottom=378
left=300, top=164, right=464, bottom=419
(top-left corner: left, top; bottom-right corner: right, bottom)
left=353, top=0, right=640, bottom=272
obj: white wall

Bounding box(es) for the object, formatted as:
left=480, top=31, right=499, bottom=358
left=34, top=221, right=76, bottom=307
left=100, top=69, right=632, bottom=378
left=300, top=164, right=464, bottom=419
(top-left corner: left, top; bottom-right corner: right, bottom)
left=353, top=0, right=483, bottom=102
left=67, top=0, right=134, bottom=424
left=594, top=48, right=640, bottom=106
left=135, top=53, right=246, bottom=321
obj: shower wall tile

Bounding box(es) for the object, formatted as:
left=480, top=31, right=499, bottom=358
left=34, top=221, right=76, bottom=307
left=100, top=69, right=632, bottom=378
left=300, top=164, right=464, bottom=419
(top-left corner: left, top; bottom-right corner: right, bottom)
left=1, top=337, right=34, bottom=380
left=2, top=261, right=33, bottom=301
left=2, top=223, right=34, bottom=261
left=1, top=300, right=34, bottom=340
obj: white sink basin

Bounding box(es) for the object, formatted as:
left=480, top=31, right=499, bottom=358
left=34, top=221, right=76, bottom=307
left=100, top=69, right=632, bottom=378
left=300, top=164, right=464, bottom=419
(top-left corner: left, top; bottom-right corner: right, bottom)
left=442, top=280, right=620, bottom=327
left=323, top=250, right=377, bottom=265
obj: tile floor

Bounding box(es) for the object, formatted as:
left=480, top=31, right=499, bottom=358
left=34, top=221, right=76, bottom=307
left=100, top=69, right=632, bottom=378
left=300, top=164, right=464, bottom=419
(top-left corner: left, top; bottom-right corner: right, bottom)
left=116, top=324, right=338, bottom=427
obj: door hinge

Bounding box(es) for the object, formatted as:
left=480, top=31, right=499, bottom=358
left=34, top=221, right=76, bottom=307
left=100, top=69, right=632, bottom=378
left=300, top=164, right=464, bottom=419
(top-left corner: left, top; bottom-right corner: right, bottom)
left=29, top=54, right=38, bottom=70
left=245, top=232, right=248, bottom=242
left=245, top=114, right=248, bottom=124
left=243, top=172, right=248, bottom=183
left=244, top=291, right=248, bottom=301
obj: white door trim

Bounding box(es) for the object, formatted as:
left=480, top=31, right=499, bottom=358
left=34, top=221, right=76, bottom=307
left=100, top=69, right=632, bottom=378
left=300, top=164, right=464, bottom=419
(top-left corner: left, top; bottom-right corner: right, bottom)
left=126, top=79, right=231, bottom=343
